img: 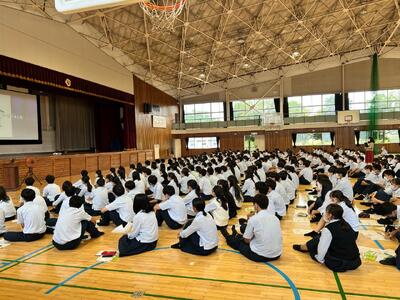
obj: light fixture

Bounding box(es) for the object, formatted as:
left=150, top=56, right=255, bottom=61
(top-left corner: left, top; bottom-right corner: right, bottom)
left=237, top=38, right=245, bottom=44
left=199, top=73, right=206, bottom=79
left=243, top=63, right=250, bottom=68
left=292, top=51, right=300, bottom=58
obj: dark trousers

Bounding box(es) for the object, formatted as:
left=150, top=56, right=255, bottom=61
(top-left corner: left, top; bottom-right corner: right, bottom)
left=243, top=195, right=254, bottom=203
left=84, top=203, right=102, bottom=216
left=118, top=236, right=157, bottom=257
left=225, top=233, right=280, bottom=262
left=306, top=236, right=361, bottom=272
left=156, top=210, right=183, bottom=229
left=4, top=231, right=45, bottom=242
left=179, top=232, right=217, bottom=256
left=101, top=210, right=127, bottom=227
left=52, top=220, right=101, bottom=250
left=5, top=215, right=16, bottom=222
left=299, top=176, right=311, bottom=185
left=44, top=197, right=53, bottom=207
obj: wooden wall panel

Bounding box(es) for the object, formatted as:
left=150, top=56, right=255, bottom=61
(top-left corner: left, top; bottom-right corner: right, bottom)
left=85, top=155, right=98, bottom=172
left=145, top=151, right=154, bottom=161
left=130, top=152, right=138, bottom=165
left=121, top=152, right=130, bottom=168
left=98, top=154, right=111, bottom=171
left=54, top=158, right=70, bottom=178
left=110, top=154, right=121, bottom=168
left=138, top=152, right=146, bottom=163
left=70, top=156, right=86, bottom=175
left=133, top=75, right=179, bottom=158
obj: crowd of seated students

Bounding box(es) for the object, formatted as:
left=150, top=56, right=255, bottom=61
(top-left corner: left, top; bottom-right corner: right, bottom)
left=0, top=147, right=399, bottom=271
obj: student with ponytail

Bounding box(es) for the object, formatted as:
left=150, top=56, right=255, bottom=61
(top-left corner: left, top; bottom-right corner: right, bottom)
left=205, top=185, right=229, bottom=229
left=171, top=198, right=218, bottom=256
left=217, top=179, right=237, bottom=219
left=227, top=175, right=243, bottom=209
left=293, top=203, right=361, bottom=272
left=182, top=180, right=201, bottom=217
left=167, top=172, right=180, bottom=196
left=242, top=170, right=256, bottom=202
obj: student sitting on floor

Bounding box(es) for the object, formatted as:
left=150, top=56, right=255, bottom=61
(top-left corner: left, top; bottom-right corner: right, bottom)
left=119, top=194, right=158, bottom=257
left=154, top=186, right=187, bottom=229
left=52, top=195, right=104, bottom=250
left=42, top=175, right=61, bottom=206
left=366, top=178, right=400, bottom=216
left=293, top=203, right=361, bottom=272
left=182, top=180, right=201, bottom=217
left=84, top=178, right=109, bottom=216
left=333, top=168, right=354, bottom=201
left=99, top=184, right=134, bottom=227
left=299, top=160, right=313, bottom=185
left=217, top=179, right=238, bottom=219
left=0, top=186, right=16, bottom=221
left=308, top=175, right=333, bottom=223
left=198, top=169, right=213, bottom=201
left=4, top=189, right=46, bottom=242
left=378, top=203, right=400, bottom=269
left=265, top=178, right=286, bottom=219
left=242, top=170, right=256, bottom=202
left=167, top=172, right=180, bottom=196
left=221, top=194, right=282, bottom=262
left=171, top=198, right=218, bottom=256
left=228, top=175, right=243, bottom=209
left=24, top=177, right=40, bottom=196
left=148, top=175, right=164, bottom=203
left=205, top=185, right=229, bottom=230
left=0, top=208, right=6, bottom=237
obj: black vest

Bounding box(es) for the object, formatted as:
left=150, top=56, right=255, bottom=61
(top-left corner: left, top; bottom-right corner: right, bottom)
left=326, top=221, right=360, bottom=260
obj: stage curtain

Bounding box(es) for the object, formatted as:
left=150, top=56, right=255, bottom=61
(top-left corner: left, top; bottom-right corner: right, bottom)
left=283, top=97, right=289, bottom=118
left=398, top=129, right=400, bottom=145
left=355, top=130, right=360, bottom=146
left=123, top=104, right=136, bottom=149
left=292, top=133, right=297, bottom=148
left=55, top=96, right=95, bottom=152
left=274, top=98, right=280, bottom=113
left=95, top=102, right=123, bottom=152
left=330, top=131, right=335, bottom=146
left=335, top=94, right=343, bottom=111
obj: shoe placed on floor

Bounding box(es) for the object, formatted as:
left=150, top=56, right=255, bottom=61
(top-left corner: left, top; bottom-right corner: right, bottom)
left=97, top=220, right=110, bottom=226
left=377, top=218, right=394, bottom=225
left=363, top=208, right=375, bottom=214
left=354, top=195, right=365, bottom=200
left=171, top=242, right=181, bottom=249
left=91, top=231, right=105, bottom=239
left=360, top=202, right=373, bottom=207
left=82, top=235, right=91, bottom=241
left=292, top=244, right=308, bottom=253
left=308, top=190, right=318, bottom=195
left=304, top=231, right=319, bottom=238
left=358, top=212, right=370, bottom=218
left=379, top=257, right=396, bottom=266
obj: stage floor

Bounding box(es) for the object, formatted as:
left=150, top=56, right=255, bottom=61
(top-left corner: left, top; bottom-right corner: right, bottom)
left=0, top=174, right=399, bottom=300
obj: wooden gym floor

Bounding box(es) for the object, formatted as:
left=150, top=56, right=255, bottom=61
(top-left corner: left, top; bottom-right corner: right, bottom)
left=0, top=173, right=399, bottom=300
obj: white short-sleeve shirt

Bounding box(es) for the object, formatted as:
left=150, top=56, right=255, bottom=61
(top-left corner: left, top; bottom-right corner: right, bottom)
left=53, top=206, right=91, bottom=244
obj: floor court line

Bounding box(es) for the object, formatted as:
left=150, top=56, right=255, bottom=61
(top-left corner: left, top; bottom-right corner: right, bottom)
left=333, top=272, right=347, bottom=300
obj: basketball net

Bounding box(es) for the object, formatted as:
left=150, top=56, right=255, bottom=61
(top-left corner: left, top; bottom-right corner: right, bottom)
left=140, top=0, right=186, bottom=31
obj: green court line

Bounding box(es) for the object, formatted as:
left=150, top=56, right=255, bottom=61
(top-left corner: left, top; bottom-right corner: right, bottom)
left=2, top=259, right=400, bottom=300
left=0, top=276, right=193, bottom=300
left=333, top=272, right=347, bottom=300
left=0, top=246, right=54, bottom=273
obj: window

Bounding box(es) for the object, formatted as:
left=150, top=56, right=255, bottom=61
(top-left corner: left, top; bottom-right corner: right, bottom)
left=349, top=89, right=400, bottom=113
left=232, top=98, right=275, bottom=120
left=295, top=132, right=332, bottom=146
left=288, top=94, right=335, bottom=117
left=357, top=130, right=399, bottom=144
left=187, top=137, right=218, bottom=149
left=184, top=102, right=224, bottom=123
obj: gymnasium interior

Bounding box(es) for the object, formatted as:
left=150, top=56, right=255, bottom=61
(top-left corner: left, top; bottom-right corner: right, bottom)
left=0, top=0, right=400, bottom=299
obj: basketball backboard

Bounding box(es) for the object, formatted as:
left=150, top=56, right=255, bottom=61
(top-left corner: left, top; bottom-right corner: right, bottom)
left=55, top=0, right=142, bottom=14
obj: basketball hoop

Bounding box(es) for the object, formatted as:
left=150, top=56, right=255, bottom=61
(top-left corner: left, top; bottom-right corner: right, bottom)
left=140, top=0, right=187, bottom=31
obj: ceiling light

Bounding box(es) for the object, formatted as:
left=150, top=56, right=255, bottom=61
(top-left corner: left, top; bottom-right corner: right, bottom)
left=199, top=73, right=206, bottom=79
left=237, top=38, right=245, bottom=44
left=243, top=63, right=250, bottom=68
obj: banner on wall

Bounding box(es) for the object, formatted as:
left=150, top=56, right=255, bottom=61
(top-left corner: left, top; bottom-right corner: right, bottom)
left=152, top=115, right=167, bottom=128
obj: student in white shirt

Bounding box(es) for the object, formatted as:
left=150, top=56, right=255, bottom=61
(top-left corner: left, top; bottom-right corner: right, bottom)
left=73, top=170, right=89, bottom=191
left=53, top=195, right=104, bottom=250
left=78, top=176, right=93, bottom=202
left=148, top=175, right=164, bottom=202
left=84, top=178, right=109, bottom=216
left=180, top=168, right=195, bottom=195
left=171, top=198, right=218, bottom=256
left=167, top=172, right=180, bottom=196
left=206, top=167, right=219, bottom=188
left=24, top=177, right=40, bottom=196
left=119, top=194, right=158, bottom=257
left=154, top=186, right=187, bottom=229
left=265, top=179, right=286, bottom=219
left=198, top=169, right=213, bottom=200
left=0, top=186, right=17, bottom=221
left=42, top=175, right=61, bottom=206
left=4, top=189, right=46, bottom=242
left=0, top=208, right=6, bottom=237
left=242, top=171, right=256, bottom=202
left=99, top=185, right=134, bottom=227
left=293, top=204, right=361, bottom=272
left=95, top=170, right=103, bottom=185
left=131, top=172, right=146, bottom=194
left=125, top=180, right=142, bottom=203
left=51, top=181, right=75, bottom=214
left=333, top=168, right=354, bottom=201
left=299, top=160, right=313, bottom=185
left=221, top=194, right=282, bottom=262
left=228, top=175, right=243, bottom=209
left=205, top=186, right=229, bottom=229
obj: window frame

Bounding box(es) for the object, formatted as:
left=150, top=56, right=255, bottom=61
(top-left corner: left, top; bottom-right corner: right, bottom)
left=187, top=137, right=219, bottom=149
left=288, top=94, right=336, bottom=117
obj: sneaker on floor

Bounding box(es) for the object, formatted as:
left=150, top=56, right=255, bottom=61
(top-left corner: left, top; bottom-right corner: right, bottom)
left=354, top=195, right=365, bottom=200
left=377, top=218, right=394, bottom=225
left=358, top=212, right=370, bottom=218
left=238, top=218, right=247, bottom=225
left=379, top=257, right=396, bottom=266
left=82, top=235, right=91, bottom=241
left=91, top=231, right=105, bottom=239
left=304, top=231, right=319, bottom=238
left=170, top=243, right=180, bottom=249
left=363, top=208, right=375, bottom=214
